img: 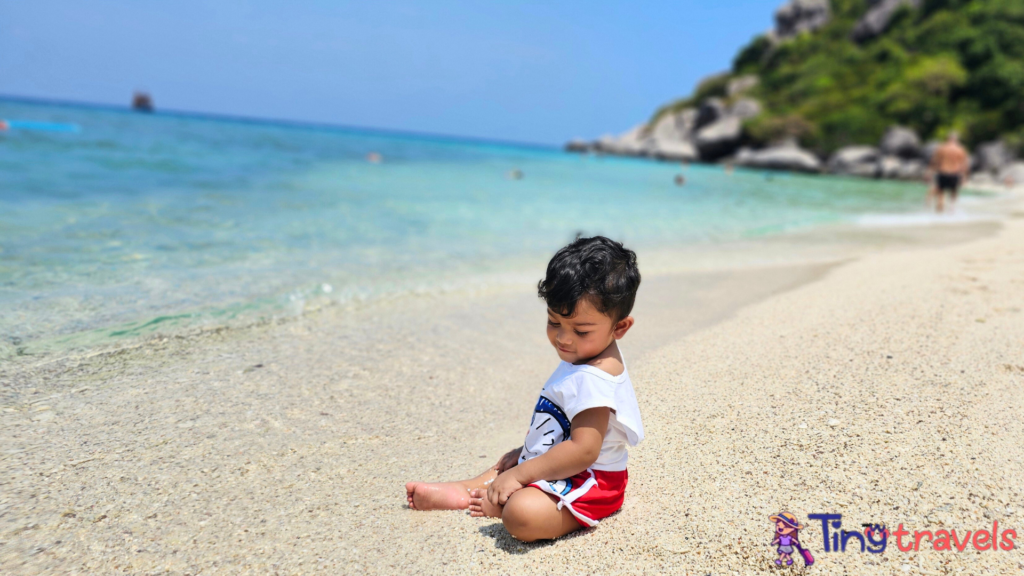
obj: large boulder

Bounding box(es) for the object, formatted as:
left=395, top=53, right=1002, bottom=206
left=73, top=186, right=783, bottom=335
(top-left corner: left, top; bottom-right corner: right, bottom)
left=852, top=0, right=922, bottom=42
left=729, top=98, right=763, bottom=121
left=649, top=109, right=696, bottom=143
left=974, top=140, right=1015, bottom=174
left=828, top=146, right=880, bottom=177
left=650, top=140, right=699, bottom=162
left=679, top=108, right=699, bottom=132
left=880, top=126, right=922, bottom=159
left=896, top=159, right=927, bottom=181
left=694, top=99, right=726, bottom=131
left=775, top=0, right=831, bottom=40
left=878, top=155, right=927, bottom=180
left=727, top=75, right=759, bottom=97
left=594, top=125, right=651, bottom=156
left=877, top=156, right=902, bottom=179
left=695, top=116, right=744, bottom=161
left=647, top=109, right=699, bottom=161
left=736, top=142, right=822, bottom=173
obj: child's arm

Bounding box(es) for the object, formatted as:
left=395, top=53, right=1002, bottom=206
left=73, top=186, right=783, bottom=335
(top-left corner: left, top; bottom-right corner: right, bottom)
left=495, top=446, right=523, bottom=474
left=487, top=407, right=610, bottom=506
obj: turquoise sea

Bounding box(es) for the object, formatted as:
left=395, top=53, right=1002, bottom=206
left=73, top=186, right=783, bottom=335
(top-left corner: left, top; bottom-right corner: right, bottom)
left=0, top=99, right=963, bottom=356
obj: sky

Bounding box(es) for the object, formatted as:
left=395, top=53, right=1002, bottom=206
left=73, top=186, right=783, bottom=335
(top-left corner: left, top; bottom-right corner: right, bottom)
left=0, top=1, right=780, bottom=145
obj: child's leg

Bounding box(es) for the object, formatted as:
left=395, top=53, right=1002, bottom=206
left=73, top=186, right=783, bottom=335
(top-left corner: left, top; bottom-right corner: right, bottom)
left=468, top=486, right=581, bottom=542
left=406, top=467, right=497, bottom=510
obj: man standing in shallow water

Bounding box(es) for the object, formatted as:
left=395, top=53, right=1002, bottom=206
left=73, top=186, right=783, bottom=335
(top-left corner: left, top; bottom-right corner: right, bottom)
left=928, top=132, right=970, bottom=213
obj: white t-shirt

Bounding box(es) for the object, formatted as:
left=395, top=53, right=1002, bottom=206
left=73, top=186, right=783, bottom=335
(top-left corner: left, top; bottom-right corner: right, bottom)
left=518, top=359, right=644, bottom=472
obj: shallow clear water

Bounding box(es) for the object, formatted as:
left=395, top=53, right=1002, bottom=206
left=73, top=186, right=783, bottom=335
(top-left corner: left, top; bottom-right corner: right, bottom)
left=0, top=99, right=947, bottom=354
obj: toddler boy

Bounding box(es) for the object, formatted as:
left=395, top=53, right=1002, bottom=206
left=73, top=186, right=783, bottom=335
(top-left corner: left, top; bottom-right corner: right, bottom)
left=405, top=236, right=644, bottom=541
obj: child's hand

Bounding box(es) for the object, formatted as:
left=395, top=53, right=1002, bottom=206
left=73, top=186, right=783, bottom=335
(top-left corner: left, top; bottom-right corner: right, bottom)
left=495, top=447, right=522, bottom=474
left=487, top=471, right=525, bottom=507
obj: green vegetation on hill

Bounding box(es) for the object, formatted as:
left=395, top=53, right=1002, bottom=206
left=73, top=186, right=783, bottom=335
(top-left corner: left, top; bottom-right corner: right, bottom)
left=658, top=0, right=1024, bottom=156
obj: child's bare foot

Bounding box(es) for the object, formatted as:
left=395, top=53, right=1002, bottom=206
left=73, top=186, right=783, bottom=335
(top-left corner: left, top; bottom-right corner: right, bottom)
left=405, top=481, right=471, bottom=510
left=468, top=488, right=502, bottom=518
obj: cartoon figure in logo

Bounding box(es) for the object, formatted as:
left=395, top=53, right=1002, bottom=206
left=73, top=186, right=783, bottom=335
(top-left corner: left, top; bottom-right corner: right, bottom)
left=770, top=512, right=813, bottom=567
left=519, top=396, right=572, bottom=462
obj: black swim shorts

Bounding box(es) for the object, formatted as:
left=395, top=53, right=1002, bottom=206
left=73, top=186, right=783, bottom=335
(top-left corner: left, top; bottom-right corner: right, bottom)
left=936, top=173, right=961, bottom=193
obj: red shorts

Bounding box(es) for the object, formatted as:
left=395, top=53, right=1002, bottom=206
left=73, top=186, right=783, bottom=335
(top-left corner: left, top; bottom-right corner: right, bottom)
left=529, top=468, right=628, bottom=527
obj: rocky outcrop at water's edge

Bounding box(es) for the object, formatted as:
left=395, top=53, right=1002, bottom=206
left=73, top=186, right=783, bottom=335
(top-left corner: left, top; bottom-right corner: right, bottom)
left=567, top=110, right=1008, bottom=185
left=565, top=0, right=1020, bottom=187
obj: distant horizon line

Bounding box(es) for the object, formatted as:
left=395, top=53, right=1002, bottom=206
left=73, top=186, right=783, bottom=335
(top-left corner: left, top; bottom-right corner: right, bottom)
left=0, top=92, right=559, bottom=151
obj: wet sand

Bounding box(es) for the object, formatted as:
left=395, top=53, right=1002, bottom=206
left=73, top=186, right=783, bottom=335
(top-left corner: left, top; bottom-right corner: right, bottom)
left=2, top=202, right=1023, bottom=574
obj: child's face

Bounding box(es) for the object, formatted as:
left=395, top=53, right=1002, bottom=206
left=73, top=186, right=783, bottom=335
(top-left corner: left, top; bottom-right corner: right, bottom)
left=546, top=297, right=627, bottom=363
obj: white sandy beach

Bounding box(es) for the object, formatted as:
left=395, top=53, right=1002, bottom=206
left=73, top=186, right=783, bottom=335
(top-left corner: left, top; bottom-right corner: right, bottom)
left=2, top=197, right=1023, bottom=574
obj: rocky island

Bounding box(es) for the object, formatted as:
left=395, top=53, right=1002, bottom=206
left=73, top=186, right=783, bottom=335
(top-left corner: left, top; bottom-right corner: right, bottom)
left=568, top=0, right=1024, bottom=184
left=132, top=91, right=154, bottom=113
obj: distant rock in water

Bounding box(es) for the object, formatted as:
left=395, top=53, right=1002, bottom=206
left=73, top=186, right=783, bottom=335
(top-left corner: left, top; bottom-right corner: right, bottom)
left=132, top=92, right=154, bottom=112
left=852, top=0, right=922, bottom=43
left=774, top=0, right=831, bottom=41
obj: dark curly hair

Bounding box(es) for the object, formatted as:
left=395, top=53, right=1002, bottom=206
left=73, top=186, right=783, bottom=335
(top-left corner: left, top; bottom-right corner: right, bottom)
left=538, top=236, right=640, bottom=322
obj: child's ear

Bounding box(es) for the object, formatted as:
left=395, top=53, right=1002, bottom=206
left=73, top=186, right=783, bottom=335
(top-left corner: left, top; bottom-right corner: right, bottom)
left=613, top=316, right=634, bottom=339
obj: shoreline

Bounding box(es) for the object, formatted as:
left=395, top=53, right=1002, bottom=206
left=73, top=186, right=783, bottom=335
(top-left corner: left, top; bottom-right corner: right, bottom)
left=3, top=182, right=1014, bottom=367
left=2, top=193, right=1022, bottom=574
